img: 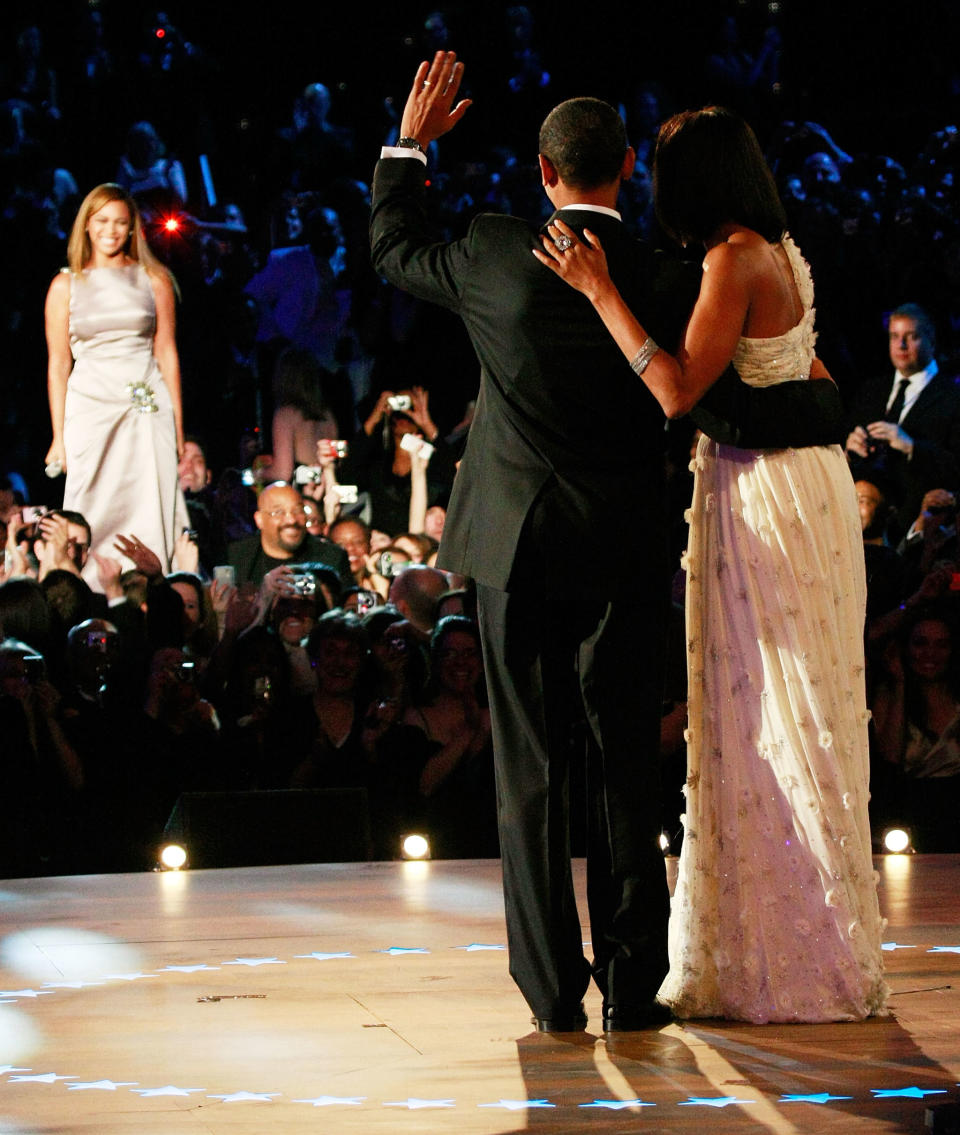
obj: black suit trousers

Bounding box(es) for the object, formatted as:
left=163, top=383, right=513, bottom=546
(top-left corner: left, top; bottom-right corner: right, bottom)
left=476, top=582, right=671, bottom=1019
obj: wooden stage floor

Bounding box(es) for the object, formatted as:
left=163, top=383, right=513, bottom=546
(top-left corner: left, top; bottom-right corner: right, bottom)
left=0, top=855, right=959, bottom=1134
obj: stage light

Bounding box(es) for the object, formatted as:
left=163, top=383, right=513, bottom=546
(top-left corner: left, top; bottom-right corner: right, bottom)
left=401, top=833, right=430, bottom=860
left=659, top=831, right=671, bottom=853
left=159, top=843, right=188, bottom=870
left=163, top=217, right=180, bottom=232
left=883, top=828, right=912, bottom=854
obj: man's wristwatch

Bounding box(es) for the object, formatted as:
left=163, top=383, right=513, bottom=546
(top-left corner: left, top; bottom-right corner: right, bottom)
left=396, top=137, right=424, bottom=152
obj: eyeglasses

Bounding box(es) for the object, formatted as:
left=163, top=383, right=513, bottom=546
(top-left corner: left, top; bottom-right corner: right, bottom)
left=265, top=508, right=306, bottom=521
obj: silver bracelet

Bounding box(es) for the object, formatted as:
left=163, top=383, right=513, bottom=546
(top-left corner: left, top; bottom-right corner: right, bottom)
left=630, top=336, right=659, bottom=376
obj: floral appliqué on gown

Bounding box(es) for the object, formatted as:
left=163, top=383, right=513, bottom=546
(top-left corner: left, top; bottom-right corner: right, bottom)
left=657, top=236, right=888, bottom=1023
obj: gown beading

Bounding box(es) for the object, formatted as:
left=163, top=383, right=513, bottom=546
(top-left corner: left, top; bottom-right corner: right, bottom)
left=657, top=236, right=888, bottom=1023
left=62, top=264, right=187, bottom=584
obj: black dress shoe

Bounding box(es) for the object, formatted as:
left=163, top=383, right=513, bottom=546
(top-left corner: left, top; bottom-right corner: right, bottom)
left=531, top=1003, right=588, bottom=1032
left=602, top=1001, right=673, bottom=1032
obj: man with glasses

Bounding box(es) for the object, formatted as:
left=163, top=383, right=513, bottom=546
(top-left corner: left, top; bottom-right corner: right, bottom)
left=227, top=481, right=350, bottom=591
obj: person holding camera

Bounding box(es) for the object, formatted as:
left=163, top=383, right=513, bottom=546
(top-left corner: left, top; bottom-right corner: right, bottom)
left=845, top=304, right=960, bottom=543
left=226, top=482, right=351, bottom=594
left=338, top=386, right=456, bottom=537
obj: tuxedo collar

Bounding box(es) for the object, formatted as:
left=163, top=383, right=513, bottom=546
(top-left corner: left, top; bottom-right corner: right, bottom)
left=545, top=204, right=622, bottom=227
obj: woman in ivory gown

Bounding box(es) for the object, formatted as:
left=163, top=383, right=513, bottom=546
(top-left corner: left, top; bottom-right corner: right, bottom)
left=535, top=107, right=887, bottom=1023
left=45, top=183, right=187, bottom=587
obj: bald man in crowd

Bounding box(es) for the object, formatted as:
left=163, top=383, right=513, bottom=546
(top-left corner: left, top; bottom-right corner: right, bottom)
left=227, top=482, right=350, bottom=590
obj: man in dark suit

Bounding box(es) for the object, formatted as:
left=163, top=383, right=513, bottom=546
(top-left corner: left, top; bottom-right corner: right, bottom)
left=371, top=51, right=845, bottom=1033
left=846, top=303, right=960, bottom=541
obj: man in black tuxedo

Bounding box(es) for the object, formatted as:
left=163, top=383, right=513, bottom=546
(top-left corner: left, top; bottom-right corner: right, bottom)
left=371, top=51, right=845, bottom=1032
left=846, top=303, right=960, bottom=542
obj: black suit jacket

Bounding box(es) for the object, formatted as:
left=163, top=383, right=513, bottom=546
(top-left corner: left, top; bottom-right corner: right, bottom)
left=371, top=157, right=845, bottom=596
left=847, top=368, right=960, bottom=538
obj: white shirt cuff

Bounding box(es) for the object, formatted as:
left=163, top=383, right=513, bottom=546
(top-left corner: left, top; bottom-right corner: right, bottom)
left=380, top=146, right=427, bottom=165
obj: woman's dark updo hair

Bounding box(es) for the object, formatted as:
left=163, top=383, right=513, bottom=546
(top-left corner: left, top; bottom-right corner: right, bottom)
left=654, top=106, right=787, bottom=246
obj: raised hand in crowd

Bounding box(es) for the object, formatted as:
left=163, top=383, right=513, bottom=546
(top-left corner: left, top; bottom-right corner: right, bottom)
left=36, top=512, right=80, bottom=579
left=172, top=528, right=200, bottom=575
left=92, top=552, right=124, bottom=602
left=362, top=390, right=396, bottom=437
left=2, top=511, right=32, bottom=581
left=407, top=386, right=439, bottom=442
left=408, top=436, right=432, bottom=535
left=114, top=533, right=163, bottom=580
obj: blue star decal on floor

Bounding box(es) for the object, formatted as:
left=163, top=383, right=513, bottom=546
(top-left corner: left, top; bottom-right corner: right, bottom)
left=293, top=951, right=354, bottom=961
left=928, top=946, right=960, bottom=954
left=872, top=1087, right=948, bottom=1099
left=223, top=957, right=286, bottom=966
left=881, top=942, right=916, bottom=951
left=0, top=989, right=53, bottom=999
left=42, top=980, right=104, bottom=989
left=579, top=1099, right=656, bottom=1109
left=679, top=1096, right=756, bottom=1108
left=781, top=1093, right=853, bottom=1103
left=131, top=1085, right=205, bottom=1097
left=158, top=964, right=220, bottom=973
left=293, top=1095, right=365, bottom=1106
left=208, top=1090, right=280, bottom=1102
left=384, top=1098, right=455, bottom=1108
left=9, top=1073, right=76, bottom=1083
left=376, top=947, right=429, bottom=955
left=580, top=1098, right=658, bottom=1107
left=102, top=972, right=156, bottom=981
left=477, top=1099, right=554, bottom=1109
left=454, top=943, right=506, bottom=951
left=66, top=1079, right=138, bottom=1091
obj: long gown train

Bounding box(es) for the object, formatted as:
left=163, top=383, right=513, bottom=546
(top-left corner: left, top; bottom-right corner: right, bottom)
left=657, top=237, right=888, bottom=1023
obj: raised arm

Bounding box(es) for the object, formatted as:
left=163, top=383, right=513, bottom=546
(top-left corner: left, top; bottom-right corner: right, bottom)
left=534, top=219, right=749, bottom=418
left=44, top=272, right=72, bottom=472
left=396, top=50, right=472, bottom=150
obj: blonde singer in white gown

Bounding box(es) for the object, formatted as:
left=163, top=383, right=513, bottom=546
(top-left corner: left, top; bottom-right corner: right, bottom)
left=45, top=184, right=187, bottom=585
left=534, top=106, right=887, bottom=1024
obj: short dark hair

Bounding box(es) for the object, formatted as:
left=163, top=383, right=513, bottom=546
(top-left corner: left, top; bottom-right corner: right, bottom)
left=889, top=303, right=936, bottom=353
left=653, top=106, right=786, bottom=246
left=306, top=610, right=368, bottom=659
left=538, top=97, right=628, bottom=190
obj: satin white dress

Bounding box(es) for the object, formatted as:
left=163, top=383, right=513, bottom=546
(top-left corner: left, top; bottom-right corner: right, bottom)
left=658, top=237, right=888, bottom=1023
left=62, top=265, right=187, bottom=583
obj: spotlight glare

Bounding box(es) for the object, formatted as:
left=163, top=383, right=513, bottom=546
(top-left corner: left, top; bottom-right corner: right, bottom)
left=883, top=828, right=911, bottom=854
left=160, top=843, right=188, bottom=870
left=163, top=216, right=180, bottom=232
left=658, top=831, right=670, bottom=852
left=401, top=834, right=430, bottom=860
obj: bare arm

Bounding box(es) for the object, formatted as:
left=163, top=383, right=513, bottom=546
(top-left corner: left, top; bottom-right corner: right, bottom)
left=44, top=272, right=72, bottom=471
left=533, top=220, right=750, bottom=418
left=408, top=446, right=430, bottom=534
left=151, top=271, right=184, bottom=458
left=270, top=405, right=298, bottom=483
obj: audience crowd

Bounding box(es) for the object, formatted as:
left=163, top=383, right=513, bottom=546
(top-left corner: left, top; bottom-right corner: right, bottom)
left=3, top=4, right=960, bottom=874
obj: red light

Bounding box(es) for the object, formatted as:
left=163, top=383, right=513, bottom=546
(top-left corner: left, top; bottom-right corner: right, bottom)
left=155, top=27, right=166, bottom=39
left=163, top=217, right=180, bottom=232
